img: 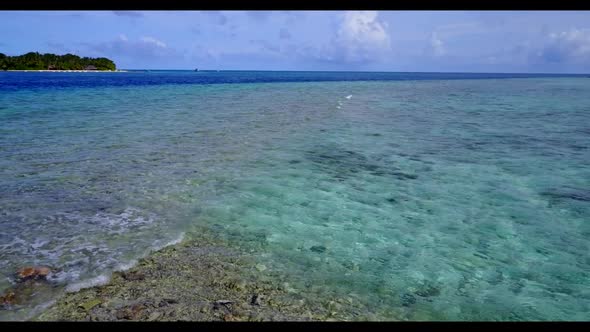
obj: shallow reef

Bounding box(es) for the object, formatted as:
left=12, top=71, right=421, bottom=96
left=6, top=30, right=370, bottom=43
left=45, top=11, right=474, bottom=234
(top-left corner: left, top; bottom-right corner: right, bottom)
left=33, top=230, right=392, bottom=321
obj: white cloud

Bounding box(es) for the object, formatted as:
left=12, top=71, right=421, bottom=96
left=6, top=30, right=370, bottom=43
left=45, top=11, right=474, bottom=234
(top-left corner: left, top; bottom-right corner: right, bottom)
left=542, top=28, right=590, bottom=62
left=425, top=22, right=484, bottom=58
left=140, top=36, right=167, bottom=49
left=430, top=32, right=446, bottom=56
left=84, top=35, right=178, bottom=60
left=230, top=11, right=392, bottom=67
left=332, top=11, right=392, bottom=63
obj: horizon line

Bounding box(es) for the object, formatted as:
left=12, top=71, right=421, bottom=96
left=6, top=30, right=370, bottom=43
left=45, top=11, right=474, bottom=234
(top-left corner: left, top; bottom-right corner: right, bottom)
left=119, top=69, right=590, bottom=75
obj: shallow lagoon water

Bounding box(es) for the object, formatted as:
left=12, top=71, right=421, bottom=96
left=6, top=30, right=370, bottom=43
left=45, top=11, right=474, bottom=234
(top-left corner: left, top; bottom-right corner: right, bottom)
left=0, top=72, right=589, bottom=320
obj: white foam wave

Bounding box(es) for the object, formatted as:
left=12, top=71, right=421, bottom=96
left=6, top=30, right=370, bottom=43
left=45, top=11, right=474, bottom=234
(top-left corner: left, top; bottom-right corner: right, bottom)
left=65, top=274, right=110, bottom=293
left=90, top=207, right=155, bottom=228
left=26, top=299, right=58, bottom=320
left=63, top=232, right=185, bottom=293
left=114, top=260, right=138, bottom=272
left=151, top=232, right=185, bottom=252
left=166, top=232, right=185, bottom=246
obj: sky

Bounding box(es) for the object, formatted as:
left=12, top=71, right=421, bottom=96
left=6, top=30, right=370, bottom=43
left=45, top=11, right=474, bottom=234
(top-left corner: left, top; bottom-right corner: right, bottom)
left=1, top=10, right=590, bottom=73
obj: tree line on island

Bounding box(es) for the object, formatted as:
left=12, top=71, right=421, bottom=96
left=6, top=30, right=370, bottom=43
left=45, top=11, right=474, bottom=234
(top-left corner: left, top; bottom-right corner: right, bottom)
left=0, top=52, right=117, bottom=71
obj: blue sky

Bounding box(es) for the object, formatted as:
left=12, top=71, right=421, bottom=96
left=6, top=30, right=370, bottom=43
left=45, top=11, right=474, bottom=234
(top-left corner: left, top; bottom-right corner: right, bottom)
left=1, top=11, right=590, bottom=73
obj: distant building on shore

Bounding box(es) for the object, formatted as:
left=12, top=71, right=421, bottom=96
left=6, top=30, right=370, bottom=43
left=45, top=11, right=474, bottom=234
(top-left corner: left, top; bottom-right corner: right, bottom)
left=84, top=65, right=97, bottom=71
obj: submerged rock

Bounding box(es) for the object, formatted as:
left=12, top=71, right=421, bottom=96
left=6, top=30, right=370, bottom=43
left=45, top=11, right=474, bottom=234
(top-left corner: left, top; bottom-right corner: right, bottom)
left=116, top=303, right=146, bottom=320
left=213, top=300, right=233, bottom=310
left=310, top=245, right=327, bottom=253
left=414, top=283, right=441, bottom=298
left=36, top=267, right=51, bottom=278
left=78, top=299, right=102, bottom=312
left=390, top=172, right=418, bottom=180
left=223, top=313, right=236, bottom=321
left=0, top=291, right=17, bottom=307
left=400, top=293, right=416, bottom=307
left=16, top=266, right=52, bottom=282
left=250, top=294, right=261, bottom=306
left=213, top=300, right=234, bottom=315
left=122, top=271, right=146, bottom=281
left=16, top=267, right=36, bottom=281
left=160, top=298, right=178, bottom=306
left=147, top=311, right=161, bottom=321
left=541, top=187, right=590, bottom=202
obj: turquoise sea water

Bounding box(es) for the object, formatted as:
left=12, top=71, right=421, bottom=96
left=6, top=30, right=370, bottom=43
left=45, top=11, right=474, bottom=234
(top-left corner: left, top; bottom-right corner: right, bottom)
left=1, top=72, right=589, bottom=320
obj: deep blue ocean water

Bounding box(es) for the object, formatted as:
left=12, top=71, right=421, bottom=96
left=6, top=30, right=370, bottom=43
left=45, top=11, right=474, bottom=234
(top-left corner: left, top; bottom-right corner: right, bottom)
left=1, top=71, right=589, bottom=320
left=2, top=70, right=588, bottom=91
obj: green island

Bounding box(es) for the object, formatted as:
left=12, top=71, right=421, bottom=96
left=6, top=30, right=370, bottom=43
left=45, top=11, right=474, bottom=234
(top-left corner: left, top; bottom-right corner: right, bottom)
left=0, top=52, right=116, bottom=71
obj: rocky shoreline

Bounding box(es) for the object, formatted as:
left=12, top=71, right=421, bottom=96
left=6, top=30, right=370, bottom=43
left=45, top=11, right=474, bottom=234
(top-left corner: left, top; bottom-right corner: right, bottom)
left=26, top=228, right=391, bottom=321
